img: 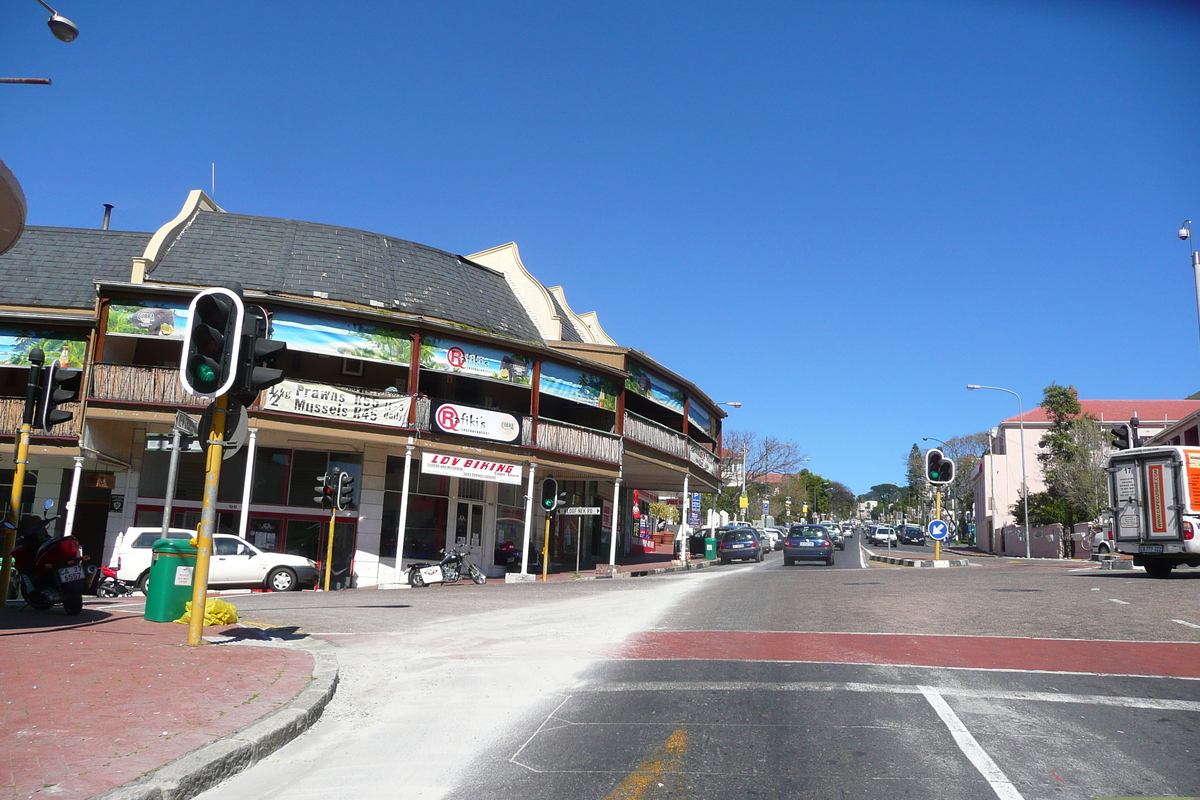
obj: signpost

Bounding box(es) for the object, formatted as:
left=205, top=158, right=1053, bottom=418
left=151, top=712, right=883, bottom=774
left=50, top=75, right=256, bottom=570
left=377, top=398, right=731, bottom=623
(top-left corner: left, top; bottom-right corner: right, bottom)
left=561, top=506, right=601, bottom=515
left=928, top=518, right=949, bottom=560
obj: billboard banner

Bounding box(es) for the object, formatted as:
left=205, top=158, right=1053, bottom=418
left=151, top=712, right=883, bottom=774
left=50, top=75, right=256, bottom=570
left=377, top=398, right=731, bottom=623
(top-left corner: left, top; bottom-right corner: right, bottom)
left=0, top=328, right=87, bottom=368
left=262, top=379, right=412, bottom=427
left=539, top=361, right=619, bottom=411
left=625, top=364, right=684, bottom=414
left=432, top=401, right=521, bottom=443
left=420, top=335, right=532, bottom=386
left=421, top=451, right=523, bottom=485
left=687, top=402, right=715, bottom=438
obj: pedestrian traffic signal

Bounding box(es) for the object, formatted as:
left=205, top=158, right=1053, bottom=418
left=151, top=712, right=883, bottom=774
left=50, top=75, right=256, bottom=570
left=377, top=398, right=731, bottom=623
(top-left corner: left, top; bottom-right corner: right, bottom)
left=1111, top=423, right=1131, bottom=451
left=235, top=306, right=287, bottom=405
left=180, top=286, right=245, bottom=399
left=540, top=478, right=559, bottom=511
left=36, top=362, right=82, bottom=431
left=925, top=449, right=954, bottom=485
left=314, top=474, right=334, bottom=509
left=336, top=470, right=356, bottom=511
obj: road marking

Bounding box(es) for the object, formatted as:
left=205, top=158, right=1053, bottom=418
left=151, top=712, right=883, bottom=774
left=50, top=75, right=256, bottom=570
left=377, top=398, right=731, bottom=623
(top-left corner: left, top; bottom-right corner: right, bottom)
left=1067, top=566, right=1100, bottom=572
left=510, top=696, right=573, bottom=773
left=1173, top=619, right=1200, bottom=630
left=578, top=680, right=1200, bottom=712
left=920, top=686, right=1024, bottom=800
left=1109, top=599, right=1130, bottom=605
left=601, top=729, right=687, bottom=800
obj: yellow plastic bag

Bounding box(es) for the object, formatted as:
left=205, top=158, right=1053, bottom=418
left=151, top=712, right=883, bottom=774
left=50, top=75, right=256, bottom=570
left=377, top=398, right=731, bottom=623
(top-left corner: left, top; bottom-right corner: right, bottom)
left=174, top=597, right=239, bottom=625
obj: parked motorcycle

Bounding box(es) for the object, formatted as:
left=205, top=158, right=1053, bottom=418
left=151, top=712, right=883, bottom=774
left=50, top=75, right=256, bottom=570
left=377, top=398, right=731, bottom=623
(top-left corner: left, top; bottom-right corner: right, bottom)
left=96, top=565, right=135, bottom=598
left=5, top=499, right=89, bottom=615
left=408, top=546, right=487, bottom=587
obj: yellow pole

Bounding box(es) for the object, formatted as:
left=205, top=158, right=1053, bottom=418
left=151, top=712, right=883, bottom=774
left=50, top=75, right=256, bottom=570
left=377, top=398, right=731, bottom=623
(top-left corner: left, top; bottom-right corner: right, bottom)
left=934, top=489, right=942, bottom=561
left=323, top=508, right=337, bottom=591
left=2, top=351, right=45, bottom=605
left=187, top=395, right=228, bottom=646
left=541, top=516, right=551, bottom=582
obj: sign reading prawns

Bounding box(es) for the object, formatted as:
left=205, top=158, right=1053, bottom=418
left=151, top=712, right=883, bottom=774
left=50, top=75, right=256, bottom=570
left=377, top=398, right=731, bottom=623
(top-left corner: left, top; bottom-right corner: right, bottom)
left=421, top=452, right=523, bottom=485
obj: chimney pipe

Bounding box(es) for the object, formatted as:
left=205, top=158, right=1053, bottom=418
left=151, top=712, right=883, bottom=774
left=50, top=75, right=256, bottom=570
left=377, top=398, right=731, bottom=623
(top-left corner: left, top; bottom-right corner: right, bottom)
left=101, top=203, right=113, bottom=230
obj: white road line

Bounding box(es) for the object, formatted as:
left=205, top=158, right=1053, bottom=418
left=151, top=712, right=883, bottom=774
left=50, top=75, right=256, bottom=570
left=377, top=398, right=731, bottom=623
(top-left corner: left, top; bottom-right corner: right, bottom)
left=1109, top=598, right=1130, bottom=605
left=1067, top=566, right=1100, bottom=572
left=1173, top=619, right=1200, bottom=630
left=579, top=681, right=1200, bottom=712
left=919, top=686, right=1024, bottom=800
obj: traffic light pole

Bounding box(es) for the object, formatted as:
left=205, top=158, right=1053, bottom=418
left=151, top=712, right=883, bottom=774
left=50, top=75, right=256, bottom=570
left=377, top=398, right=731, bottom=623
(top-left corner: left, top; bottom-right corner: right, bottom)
left=0, top=350, right=45, bottom=605
left=187, top=394, right=229, bottom=647
left=322, top=507, right=337, bottom=591
left=934, top=489, right=942, bottom=561
left=541, top=515, right=551, bottom=582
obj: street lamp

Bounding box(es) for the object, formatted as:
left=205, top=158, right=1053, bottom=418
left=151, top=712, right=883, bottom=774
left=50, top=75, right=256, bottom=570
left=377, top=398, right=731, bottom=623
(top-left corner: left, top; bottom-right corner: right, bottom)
left=34, top=0, right=78, bottom=42
left=967, top=384, right=1031, bottom=558
left=921, top=436, right=946, bottom=446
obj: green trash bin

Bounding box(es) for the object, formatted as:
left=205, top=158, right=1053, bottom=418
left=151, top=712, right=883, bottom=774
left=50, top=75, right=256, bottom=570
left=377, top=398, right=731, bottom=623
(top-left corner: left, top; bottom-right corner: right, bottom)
left=704, top=537, right=717, bottom=560
left=144, top=539, right=198, bottom=623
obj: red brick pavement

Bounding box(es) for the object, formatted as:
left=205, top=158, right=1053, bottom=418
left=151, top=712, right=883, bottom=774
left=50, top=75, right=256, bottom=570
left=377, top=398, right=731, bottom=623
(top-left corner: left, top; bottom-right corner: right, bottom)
left=0, top=601, right=314, bottom=800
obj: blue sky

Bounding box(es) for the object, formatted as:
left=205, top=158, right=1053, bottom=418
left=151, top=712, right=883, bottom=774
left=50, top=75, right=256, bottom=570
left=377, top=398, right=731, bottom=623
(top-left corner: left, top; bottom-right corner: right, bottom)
left=5, top=1, right=1199, bottom=494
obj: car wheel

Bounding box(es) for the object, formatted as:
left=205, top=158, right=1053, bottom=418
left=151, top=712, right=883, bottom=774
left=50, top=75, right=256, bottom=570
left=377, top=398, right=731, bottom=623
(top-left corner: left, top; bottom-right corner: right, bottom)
left=719, top=558, right=729, bottom=565
left=757, top=551, right=764, bottom=563
left=136, top=571, right=150, bottom=596
left=1097, top=543, right=1110, bottom=554
left=266, top=567, right=298, bottom=592
left=1144, top=560, right=1174, bottom=579
left=826, top=556, right=834, bottom=566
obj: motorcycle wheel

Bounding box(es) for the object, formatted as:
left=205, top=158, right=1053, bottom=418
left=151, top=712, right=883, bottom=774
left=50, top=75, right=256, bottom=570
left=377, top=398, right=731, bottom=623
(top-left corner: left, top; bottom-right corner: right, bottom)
left=97, top=578, right=119, bottom=598
left=410, top=569, right=426, bottom=588
left=61, top=588, right=83, bottom=616
left=469, top=565, right=486, bottom=585
left=21, top=585, right=55, bottom=611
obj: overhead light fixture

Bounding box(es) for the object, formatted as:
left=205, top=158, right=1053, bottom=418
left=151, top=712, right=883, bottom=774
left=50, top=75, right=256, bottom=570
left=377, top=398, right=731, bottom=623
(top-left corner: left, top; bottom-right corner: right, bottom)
left=35, top=0, right=78, bottom=42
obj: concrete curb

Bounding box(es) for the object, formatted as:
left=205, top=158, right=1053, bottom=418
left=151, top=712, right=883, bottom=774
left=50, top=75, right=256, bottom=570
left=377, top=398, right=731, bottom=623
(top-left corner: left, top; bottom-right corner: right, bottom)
left=868, top=554, right=971, bottom=568
left=620, top=558, right=722, bottom=578
left=93, top=644, right=340, bottom=800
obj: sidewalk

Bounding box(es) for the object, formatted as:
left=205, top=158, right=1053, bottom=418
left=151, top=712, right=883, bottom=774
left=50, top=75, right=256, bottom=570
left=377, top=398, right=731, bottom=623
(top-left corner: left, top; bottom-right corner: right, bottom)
left=1, top=597, right=335, bottom=800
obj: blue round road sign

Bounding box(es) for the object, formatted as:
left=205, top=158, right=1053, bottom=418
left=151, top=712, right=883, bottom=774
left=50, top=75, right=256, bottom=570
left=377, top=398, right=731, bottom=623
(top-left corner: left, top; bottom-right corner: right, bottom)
left=928, top=519, right=949, bottom=541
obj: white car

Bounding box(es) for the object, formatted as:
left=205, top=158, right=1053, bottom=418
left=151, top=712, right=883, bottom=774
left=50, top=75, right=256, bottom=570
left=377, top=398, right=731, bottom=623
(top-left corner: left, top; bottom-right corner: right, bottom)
left=111, top=528, right=320, bottom=592
left=870, top=526, right=898, bottom=546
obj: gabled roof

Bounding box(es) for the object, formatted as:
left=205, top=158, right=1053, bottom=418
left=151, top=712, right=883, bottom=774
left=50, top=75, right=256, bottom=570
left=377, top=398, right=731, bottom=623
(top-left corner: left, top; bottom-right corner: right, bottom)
left=141, top=198, right=543, bottom=344
left=1004, top=399, right=1200, bottom=425
left=0, top=227, right=151, bottom=311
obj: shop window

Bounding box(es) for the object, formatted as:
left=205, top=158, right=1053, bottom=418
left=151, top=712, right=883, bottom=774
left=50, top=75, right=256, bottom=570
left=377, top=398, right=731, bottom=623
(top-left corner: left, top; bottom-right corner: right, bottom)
left=252, top=448, right=290, bottom=505
left=497, top=482, right=522, bottom=508
left=0, top=469, right=37, bottom=515
left=288, top=450, right=329, bottom=509
left=417, top=469, right=449, bottom=497
left=217, top=447, right=247, bottom=503
left=285, top=519, right=323, bottom=562
left=458, top=478, right=485, bottom=501
left=139, top=448, right=205, bottom=500
left=404, top=496, right=448, bottom=560
left=329, top=452, right=362, bottom=509
left=248, top=518, right=281, bottom=551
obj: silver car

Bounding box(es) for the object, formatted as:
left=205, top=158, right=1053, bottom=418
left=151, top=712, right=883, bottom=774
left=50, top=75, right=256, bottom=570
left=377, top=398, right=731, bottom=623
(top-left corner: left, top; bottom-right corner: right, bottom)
left=870, top=526, right=898, bottom=546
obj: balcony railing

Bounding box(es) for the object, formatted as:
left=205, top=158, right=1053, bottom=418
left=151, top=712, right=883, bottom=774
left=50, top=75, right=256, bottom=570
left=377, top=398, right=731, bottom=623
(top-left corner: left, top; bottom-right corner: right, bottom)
left=90, top=364, right=206, bottom=408
left=624, top=410, right=687, bottom=460
left=689, top=439, right=720, bottom=477
left=520, top=416, right=621, bottom=464
left=0, top=398, right=82, bottom=438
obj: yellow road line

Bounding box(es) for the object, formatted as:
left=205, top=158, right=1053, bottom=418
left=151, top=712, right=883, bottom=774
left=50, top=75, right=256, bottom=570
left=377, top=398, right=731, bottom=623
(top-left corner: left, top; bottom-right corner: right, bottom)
left=603, top=729, right=688, bottom=800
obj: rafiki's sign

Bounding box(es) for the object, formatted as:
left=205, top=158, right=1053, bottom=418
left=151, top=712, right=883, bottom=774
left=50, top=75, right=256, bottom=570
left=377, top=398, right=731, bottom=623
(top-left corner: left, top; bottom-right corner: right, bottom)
left=421, top=452, right=523, bottom=485
left=432, top=401, right=521, bottom=443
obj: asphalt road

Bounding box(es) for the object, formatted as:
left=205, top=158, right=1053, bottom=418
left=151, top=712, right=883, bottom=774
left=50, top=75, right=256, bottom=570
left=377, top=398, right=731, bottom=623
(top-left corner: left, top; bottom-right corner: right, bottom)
left=189, top=546, right=1200, bottom=800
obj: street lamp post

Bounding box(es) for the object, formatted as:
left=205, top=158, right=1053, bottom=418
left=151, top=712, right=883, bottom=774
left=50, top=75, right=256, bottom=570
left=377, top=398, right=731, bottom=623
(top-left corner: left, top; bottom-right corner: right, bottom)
left=967, top=384, right=1031, bottom=558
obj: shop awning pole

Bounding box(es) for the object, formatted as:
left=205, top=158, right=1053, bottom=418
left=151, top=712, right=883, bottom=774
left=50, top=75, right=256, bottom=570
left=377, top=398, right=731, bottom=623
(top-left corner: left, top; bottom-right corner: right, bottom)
left=237, top=428, right=257, bottom=539
left=520, top=463, right=536, bottom=574
left=609, top=475, right=621, bottom=567
left=394, top=439, right=415, bottom=584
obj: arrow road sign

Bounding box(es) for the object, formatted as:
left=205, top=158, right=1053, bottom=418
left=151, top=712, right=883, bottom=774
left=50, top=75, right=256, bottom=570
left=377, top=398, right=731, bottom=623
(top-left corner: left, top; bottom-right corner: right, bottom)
left=928, top=519, right=949, bottom=541
left=562, top=506, right=601, bottom=515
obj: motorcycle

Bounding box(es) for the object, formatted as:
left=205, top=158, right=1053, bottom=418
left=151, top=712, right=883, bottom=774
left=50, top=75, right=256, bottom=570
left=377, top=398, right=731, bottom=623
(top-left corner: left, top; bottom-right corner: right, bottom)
left=96, top=565, right=135, bottom=598
left=5, top=499, right=89, bottom=615
left=408, top=546, right=487, bottom=587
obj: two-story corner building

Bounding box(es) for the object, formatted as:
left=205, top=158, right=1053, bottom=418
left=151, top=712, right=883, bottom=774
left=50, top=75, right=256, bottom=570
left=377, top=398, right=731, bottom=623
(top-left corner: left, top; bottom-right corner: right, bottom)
left=1, top=191, right=727, bottom=588
left=971, top=399, right=1200, bottom=554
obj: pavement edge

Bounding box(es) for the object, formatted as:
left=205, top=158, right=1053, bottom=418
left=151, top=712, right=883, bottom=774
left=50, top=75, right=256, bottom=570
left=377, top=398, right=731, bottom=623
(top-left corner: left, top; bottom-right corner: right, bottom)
left=868, top=554, right=971, bottom=568
left=92, top=645, right=340, bottom=800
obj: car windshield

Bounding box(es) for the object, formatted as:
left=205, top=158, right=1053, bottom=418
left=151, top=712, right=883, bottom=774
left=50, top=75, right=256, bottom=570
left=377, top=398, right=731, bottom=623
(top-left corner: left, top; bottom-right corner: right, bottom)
left=790, top=526, right=828, bottom=540
left=722, top=530, right=756, bottom=543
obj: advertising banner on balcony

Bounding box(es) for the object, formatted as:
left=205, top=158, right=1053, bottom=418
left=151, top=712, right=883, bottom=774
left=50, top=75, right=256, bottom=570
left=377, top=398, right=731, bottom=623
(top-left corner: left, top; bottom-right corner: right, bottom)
left=625, top=364, right=684, bottom=414
left=262, top=379, right=413, bottom=427
left=105, top=300, right=412, bottom=366
left=0, top=328, right=86, bottom=368
left=431, top=401, right=521, bottom=443
left=687, top=403, right=716, bottom=438
left=421, top=451, right=523, bottom=485
left=539, top=361, right=619, bottom=411
left=420, top=336, right=532, bottom=386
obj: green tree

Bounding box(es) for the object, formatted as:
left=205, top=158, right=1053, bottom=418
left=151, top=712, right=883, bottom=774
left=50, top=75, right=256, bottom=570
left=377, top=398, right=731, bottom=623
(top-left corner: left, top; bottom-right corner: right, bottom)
left=1025, top=383, right=1108, bottom=542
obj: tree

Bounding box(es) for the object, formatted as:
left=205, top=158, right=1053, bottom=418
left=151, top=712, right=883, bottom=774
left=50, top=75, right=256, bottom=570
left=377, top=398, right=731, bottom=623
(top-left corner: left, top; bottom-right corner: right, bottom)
left=938, top=432, right=989, bottom=534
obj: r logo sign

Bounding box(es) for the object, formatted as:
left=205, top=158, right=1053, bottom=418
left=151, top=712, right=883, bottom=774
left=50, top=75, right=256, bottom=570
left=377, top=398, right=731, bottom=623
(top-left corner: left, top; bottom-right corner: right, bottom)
left=436, top=405, right=460, bottom=431
left=447, top=347, right=466, bottom=368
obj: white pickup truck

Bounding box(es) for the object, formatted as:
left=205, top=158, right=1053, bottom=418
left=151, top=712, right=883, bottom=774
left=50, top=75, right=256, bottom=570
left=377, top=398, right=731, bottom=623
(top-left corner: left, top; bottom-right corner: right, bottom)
left=1107, top=446, right=1200, bottom=577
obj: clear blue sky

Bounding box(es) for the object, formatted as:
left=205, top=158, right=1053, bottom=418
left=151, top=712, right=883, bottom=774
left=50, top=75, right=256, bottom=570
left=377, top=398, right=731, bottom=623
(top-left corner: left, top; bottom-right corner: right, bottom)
left=5, top=1, right=1199, bottom=494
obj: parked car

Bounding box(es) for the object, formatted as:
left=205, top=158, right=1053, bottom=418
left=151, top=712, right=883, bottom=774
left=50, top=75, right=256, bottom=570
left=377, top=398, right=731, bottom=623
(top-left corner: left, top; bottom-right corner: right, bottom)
left=755, top=528, right=777, bottom=553
left=717, top=528, right=763, bottom=564
left=822, top=524, right=846, bottom=551
left=870, top=526, right=898, bottom=546
left=899, top=525, right=926, bottom=545
left=783, top=525, right=835, bottom=566
left=766, top=528, right=787, bottom=550
left=113, top=528, right=320, bottom=593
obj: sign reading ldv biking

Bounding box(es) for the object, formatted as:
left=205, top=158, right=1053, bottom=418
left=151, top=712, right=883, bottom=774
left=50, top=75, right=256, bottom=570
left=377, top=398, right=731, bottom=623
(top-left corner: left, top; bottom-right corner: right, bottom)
left=431, top=401, right=520, bottom=443
left=421, top=452, right=523, bottom=485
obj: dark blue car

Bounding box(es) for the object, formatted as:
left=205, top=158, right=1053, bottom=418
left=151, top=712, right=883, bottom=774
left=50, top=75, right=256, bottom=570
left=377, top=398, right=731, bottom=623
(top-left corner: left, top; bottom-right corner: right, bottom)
left=783, top=525, right=834, bottom=566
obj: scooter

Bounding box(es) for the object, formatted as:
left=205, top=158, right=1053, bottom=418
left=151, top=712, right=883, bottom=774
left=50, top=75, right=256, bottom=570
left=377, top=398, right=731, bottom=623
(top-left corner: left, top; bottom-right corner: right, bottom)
left=96, top=565, right=135, bottom=598
left=6, top=499, right=89, bottom=615
left=408, top=546, right=487, bottom=587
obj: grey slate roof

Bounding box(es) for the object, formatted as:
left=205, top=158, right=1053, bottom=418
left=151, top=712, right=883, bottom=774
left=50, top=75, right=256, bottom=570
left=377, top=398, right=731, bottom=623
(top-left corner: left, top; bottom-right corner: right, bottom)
left=0, top=227, right=150, bottom=310
left=152, top=212, right=544, bottom=344
left=547, top=292, right=585, bottom=343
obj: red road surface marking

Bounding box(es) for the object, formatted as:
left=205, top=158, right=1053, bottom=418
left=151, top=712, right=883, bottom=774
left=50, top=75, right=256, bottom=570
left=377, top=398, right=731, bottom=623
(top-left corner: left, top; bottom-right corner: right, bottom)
left=619, top=631, right=1200, bottom=679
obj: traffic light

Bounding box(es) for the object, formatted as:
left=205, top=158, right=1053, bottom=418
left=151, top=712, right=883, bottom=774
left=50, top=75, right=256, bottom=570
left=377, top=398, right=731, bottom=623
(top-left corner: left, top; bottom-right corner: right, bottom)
left=336, top=470, right=356, bottom=511
left=180, top=286, right=245, bottom=399
left=235, top=306, right=287, bottom=405
left=925, top=449, right=955, bottom=485
left=540, top=478, right=559, bottom=511
left=1111, top=423, right=1131, bottom=451
left=314, top=474, right=334, bottom=509
left=36, top=362, right=82, bottom=431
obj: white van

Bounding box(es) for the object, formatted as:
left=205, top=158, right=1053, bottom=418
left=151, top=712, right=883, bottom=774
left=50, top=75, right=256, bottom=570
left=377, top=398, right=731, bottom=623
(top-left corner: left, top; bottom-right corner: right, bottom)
left=110, top=527, right=195, bottom=592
